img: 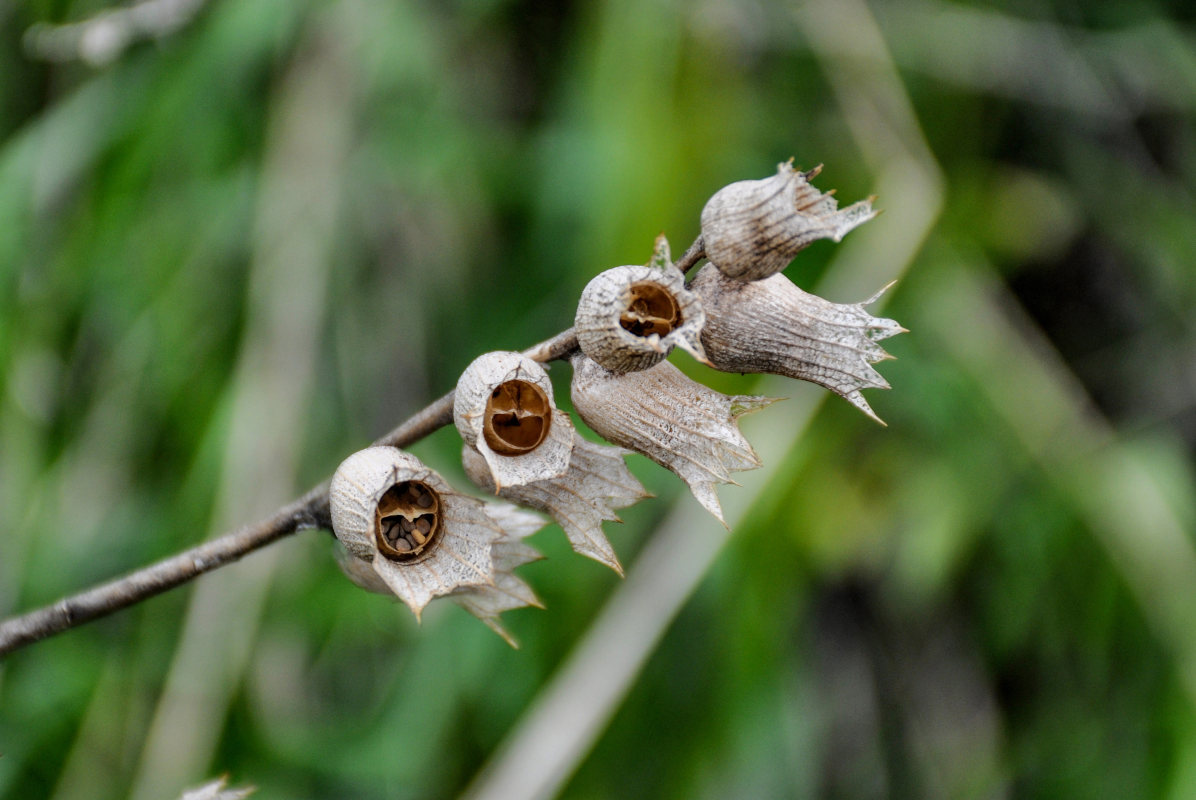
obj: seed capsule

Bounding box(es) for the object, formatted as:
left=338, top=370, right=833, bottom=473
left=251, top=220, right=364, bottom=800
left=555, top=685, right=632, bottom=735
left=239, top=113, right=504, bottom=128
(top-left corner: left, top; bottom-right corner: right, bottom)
left=462, top=431, right=649, bottom=575
left=330, top=446, right=546, bottom=619
left=574, top=235, right=708, bottom=374
left=570, top=353, right=776, bottom=524
left=454, top=351, right=574, bottom=489
left=691, top=264, right=904, bottom=424
left=700, top=162, right=876, bottom=281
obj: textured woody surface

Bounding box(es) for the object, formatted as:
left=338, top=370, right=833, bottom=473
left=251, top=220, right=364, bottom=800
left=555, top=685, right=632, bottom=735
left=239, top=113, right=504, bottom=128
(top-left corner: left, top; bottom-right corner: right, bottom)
left=700, top=162, right=876, bottom=281
left=574, top=242, right=708, bottom=373
left=692, top=263, right=904, bottom=424
left=570, top=354, right=776, bottom=524
left=455, top=351, right=575, bottom=489
left=330, top=446, right=528, bottom=618
left=462, top=434, right=649, bottom=575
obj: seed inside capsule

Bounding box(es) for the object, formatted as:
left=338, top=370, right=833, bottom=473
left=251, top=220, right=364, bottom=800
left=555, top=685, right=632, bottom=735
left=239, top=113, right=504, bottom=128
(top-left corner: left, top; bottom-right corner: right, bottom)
left=482, top=379, right=551, bottom=456
left=620, top=282, right=680, bottom=338
left=374, top=479, right=441, bottom=561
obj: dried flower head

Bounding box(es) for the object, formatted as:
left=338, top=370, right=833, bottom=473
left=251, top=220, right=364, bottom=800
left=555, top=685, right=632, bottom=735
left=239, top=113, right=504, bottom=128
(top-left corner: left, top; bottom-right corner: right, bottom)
left=462, top=432, right=649, bottom=575
left=454, top=351, right=574, bottom=489
left=337, top=494, right=546, bottom=645
left=701, top=161, right=876, bottom=281
left=692, top=264, right=904, bottom=424
left=570, top=353, right=776, bottom=524
left=574, top=235, right=708, bottom=373
left=330, top=446, right=546, bottom=619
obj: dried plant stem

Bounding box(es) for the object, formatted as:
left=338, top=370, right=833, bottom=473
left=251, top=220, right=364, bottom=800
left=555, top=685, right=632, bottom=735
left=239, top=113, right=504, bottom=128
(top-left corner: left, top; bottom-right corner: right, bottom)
left=0, top=315, right=599, bottom=657
left=674, top=235, right=704, bottom=276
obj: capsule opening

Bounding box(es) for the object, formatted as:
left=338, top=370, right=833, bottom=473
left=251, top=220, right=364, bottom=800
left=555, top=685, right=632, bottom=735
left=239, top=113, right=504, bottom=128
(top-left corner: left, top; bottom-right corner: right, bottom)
left=375, top=480, right=441, bottom=561
left=620, top=282, right=681, bottom=338
left=483, top=379, right=551, bottom=455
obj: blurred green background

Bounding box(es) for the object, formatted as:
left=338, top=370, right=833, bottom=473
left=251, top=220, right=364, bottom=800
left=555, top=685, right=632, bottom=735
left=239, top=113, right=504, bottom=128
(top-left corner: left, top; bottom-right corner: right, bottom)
left=2, top=0, right=1196, bottom=797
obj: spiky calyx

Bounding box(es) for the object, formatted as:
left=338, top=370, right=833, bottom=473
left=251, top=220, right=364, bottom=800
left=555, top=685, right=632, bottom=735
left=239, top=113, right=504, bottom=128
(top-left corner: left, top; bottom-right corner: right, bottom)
left=700, top=162, right=876, bottom=281
left=329, top=446, right=547, bottom=620
left=570, top=354, right=776, bottom=524
left=462, top=432, right=649, bottom=575
left=691, top=264, right=904, bottom=424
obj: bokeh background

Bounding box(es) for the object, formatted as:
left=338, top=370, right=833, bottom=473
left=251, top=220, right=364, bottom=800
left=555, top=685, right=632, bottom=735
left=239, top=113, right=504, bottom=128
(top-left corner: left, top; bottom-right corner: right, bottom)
left=3, top=0, right=1196, bottom=797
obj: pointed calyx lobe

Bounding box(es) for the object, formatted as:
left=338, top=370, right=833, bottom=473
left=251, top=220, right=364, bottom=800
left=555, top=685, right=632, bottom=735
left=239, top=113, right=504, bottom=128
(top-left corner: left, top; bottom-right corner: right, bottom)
left=463, top=433, right=649, bottom=576
left=700, top=161, right=876, bottom=282
left=692, top=264, right=903, bottom=423
left=449, top=503, right=547, bottom=647
left=329, top=446, right=546, bottom=621
left=570, top=353, right=776, bottom=525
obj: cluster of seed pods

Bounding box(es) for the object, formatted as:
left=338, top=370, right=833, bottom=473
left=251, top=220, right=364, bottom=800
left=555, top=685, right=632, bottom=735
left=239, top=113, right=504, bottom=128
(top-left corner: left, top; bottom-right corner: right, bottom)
left=329, top=162, right=903, bottom=644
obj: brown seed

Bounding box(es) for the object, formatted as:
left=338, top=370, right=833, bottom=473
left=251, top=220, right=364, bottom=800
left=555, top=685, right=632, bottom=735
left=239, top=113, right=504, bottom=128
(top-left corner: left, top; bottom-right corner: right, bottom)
left=411, top=530, right=427, bottom=545
left=415, top=517, right=431, bottom=534
left=394, top=538, right=412, bottom=552
left=416, top=493, right=433, bottom=508
left=401, top=518, right=414, bottom=532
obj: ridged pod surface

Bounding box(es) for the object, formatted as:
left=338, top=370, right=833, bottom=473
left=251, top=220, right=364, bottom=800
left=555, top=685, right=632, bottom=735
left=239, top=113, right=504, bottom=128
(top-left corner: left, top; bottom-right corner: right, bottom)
left=700, top=162, right=876, bottom=281
left=570, top=353, right=776, bottom=524
left=450, top=503, right=546, bottom=647
left=575, top=238, right=707, bottom=373
left=691, top=264, right=904, bottom=424
left=454, top=350, right=574, bottom=489
left=330, top=446, right=546, bottom=619
left=462, top=432, right=649, bottom=575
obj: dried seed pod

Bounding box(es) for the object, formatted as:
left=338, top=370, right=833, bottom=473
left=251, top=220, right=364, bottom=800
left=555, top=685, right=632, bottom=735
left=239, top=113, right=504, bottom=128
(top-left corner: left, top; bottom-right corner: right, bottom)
left=570, top=353, right=776, bottom=524
left=701, top=161, right=877, bottom=281
left=454, top=351, right=574, bottom=489
left=336, top=499, right=546, bottom=646
left=463, top=431, right=650, bottom=576
left=575, top=236, right=708, bottom=374
left=330, top=446, right=544, bottom=619
left=692, top=264, right=904, bottom=424
left=451, top=503, right=546, bottom=647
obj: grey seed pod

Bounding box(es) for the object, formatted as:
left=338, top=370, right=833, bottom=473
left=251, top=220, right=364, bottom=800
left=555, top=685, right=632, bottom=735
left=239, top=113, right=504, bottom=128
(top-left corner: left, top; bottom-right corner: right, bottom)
left=570, top=353, right=777, bottom=524
left=462, top=431, right=650, bottom=576
left=691, top=263, right=904, bottom=424
left=454, top=350, right=574, bottom=489
left=330, top=445, right=544, bottom=619
left=575, top=236, right=709, bottom=373
left=701, top=161, right=877, bottom=281
left=336, top=493, right=547, bottom=646
left=451, top=505, right=545, bottom=648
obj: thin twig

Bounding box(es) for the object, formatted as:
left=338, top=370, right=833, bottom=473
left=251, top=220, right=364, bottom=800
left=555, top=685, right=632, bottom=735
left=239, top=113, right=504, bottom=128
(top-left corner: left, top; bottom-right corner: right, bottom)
left=675, top=235, right=705, bottom=276
left=0, top=258, right=658, bottom=657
